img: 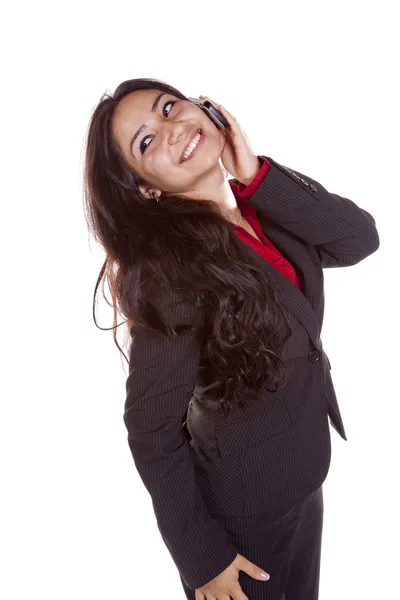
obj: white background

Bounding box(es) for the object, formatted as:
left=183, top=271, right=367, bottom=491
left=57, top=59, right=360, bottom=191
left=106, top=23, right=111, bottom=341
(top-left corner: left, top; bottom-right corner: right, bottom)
left=1, top=0, right=398, bottom=598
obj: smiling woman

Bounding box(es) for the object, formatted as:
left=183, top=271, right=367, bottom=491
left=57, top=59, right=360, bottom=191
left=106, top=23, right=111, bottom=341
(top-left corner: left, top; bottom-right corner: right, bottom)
left=109, top=84, right=229, bottom=203
left=82, top=79, right=295, bottom=597
left=83, top=76, right=290, bottom=412
left=82, top=76, right=379, bottom=600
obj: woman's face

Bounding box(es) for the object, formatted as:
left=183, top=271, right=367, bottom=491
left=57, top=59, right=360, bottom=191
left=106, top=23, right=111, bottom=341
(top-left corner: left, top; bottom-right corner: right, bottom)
left=111, top=88, right=226, bottom=198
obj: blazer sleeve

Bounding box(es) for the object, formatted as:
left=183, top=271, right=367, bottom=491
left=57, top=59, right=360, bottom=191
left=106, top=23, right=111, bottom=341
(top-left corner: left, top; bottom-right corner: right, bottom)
left=245, top=156, right=380, bottom=268
left=123, top=291, right=238, bottom=590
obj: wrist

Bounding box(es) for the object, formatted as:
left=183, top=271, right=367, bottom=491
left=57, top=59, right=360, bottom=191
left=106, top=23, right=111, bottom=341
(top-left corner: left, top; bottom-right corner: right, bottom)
left=238, top=157, right=262, bottom=187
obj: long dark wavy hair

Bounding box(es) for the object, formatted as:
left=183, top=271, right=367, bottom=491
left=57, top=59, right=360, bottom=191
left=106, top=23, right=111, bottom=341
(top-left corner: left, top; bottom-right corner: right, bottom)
left=82, top=77, right=292, bottom=415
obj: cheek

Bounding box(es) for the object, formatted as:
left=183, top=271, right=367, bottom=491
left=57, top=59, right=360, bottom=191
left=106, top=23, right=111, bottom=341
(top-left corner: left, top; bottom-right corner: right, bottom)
left=144, top=151, right=182, bottom=188
left=147, top=149, right=178, bottom=178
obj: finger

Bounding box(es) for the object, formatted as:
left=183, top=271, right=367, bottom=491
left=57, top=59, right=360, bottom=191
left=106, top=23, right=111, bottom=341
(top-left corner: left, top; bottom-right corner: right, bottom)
left=197, top=591, right=216, bottom=600
left=218, top=104, right=237, bottom=124
left=199, top=94, right=218, bottom=104
left=228, top=583, right=250, bottom=600
left=199, top=95, right=224, bottom=113
left=199, top=95, right=237, bottom=123
left=217, top=106, right=241, bottom=139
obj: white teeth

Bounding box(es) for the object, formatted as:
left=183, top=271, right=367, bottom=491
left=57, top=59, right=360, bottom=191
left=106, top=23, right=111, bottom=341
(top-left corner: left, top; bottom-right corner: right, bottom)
left=182, top=131, right=201, bottom=161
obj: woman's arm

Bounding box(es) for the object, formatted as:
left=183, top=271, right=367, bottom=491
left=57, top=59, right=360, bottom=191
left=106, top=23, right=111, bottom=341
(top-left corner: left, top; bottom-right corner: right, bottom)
left=240, top=156, right=380, bottom=268
left=123, top=291, right=238, bottom=590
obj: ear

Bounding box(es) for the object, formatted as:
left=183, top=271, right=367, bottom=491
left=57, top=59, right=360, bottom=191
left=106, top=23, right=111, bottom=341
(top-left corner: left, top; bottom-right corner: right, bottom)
left=139, top=184, right=162, bottom=200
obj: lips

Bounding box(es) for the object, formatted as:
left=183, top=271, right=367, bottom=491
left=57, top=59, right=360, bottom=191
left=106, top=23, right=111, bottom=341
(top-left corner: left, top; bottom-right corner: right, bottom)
left=180, top=128, right=202, bottom=162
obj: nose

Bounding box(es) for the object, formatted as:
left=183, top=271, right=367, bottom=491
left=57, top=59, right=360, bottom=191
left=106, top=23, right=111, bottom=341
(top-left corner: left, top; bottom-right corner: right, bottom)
left=167, top=127, right=185, bottom=145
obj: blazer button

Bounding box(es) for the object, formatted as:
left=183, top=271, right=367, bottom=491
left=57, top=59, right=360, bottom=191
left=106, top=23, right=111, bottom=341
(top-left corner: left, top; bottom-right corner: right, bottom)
left=308, top=349, right=321, bottom=362
left=310, top=183, right=318, bottom=192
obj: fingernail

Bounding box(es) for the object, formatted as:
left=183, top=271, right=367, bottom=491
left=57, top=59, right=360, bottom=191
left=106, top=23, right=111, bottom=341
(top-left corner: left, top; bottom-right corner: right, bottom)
left=261, top=572, right=270, bottom=580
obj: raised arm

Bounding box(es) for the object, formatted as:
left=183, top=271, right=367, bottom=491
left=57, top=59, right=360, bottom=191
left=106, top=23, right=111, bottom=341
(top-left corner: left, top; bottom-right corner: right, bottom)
left=237, top=156, right=380, bottom=268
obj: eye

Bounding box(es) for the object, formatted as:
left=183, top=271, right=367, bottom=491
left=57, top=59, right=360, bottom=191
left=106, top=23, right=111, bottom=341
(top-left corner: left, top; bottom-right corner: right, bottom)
left=140, top=100, right=177, bottom=155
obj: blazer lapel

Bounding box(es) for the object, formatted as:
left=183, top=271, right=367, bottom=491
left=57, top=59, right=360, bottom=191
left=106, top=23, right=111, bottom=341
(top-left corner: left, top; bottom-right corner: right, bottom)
left=239, top=211, right=322, bottom=347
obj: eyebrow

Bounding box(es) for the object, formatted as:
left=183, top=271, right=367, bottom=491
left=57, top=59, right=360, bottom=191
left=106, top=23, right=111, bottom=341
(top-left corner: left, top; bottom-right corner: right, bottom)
left=130, top=92, right=167, bottom=159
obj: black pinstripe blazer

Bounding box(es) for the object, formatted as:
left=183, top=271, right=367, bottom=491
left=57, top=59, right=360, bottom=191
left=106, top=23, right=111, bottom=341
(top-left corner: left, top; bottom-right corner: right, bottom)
left=123, top=156, right=380, bottom=591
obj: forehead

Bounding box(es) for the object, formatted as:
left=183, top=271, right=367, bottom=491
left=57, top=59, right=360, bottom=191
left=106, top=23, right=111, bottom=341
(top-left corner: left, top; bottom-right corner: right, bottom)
left=112, top=89, right=161, bottom=146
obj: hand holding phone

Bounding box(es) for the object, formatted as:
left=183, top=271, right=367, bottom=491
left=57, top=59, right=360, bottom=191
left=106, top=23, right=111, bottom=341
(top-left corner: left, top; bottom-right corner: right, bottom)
left=187, top=95, right=260, bottom=186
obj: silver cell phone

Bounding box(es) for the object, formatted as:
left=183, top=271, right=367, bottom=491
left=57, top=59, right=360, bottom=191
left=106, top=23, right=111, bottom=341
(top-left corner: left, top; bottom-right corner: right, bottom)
left=187, top=97, right=229, bottom=130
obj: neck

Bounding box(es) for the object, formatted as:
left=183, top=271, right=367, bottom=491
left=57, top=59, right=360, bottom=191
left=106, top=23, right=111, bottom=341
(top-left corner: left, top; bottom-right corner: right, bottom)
left=178, top=160, right=243, bottom=225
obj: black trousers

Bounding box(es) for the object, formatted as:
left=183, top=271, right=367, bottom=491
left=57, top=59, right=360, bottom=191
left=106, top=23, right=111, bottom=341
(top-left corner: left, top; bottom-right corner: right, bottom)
left=180, top=485, right=324, bottom=600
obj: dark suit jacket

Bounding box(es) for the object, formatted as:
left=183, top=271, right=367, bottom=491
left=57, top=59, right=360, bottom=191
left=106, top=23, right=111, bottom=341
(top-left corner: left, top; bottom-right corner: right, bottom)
left=123, top=156, right=380, bottom=590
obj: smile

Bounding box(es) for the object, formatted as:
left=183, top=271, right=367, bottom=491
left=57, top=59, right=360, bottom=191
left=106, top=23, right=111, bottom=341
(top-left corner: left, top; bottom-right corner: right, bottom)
left=180, top=129, right=204, bottom=163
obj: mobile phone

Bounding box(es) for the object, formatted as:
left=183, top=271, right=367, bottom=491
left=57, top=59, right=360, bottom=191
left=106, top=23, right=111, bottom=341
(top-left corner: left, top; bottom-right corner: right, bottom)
left=187, top=97, right=229, bottom=130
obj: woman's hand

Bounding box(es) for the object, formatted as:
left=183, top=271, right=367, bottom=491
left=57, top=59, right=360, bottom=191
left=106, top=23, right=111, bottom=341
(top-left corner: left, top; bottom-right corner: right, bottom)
left=195, top=552, right=270, bottom=599
left=199, top=95, right=260, bottom=186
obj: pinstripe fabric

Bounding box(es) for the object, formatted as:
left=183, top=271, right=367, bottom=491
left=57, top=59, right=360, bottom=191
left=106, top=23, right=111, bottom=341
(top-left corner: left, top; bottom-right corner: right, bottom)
left=180, top=485, right=324, bottom=600
left=123, top=157, right=380, bottom=593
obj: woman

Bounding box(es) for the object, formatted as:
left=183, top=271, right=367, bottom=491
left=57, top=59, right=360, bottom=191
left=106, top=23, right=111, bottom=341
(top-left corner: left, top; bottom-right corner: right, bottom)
left=83, top=78, right=380, bottom=600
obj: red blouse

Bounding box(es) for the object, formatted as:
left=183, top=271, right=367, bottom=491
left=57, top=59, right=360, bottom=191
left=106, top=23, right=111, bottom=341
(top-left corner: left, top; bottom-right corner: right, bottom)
left=229, top=156, right=304, bottom=294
